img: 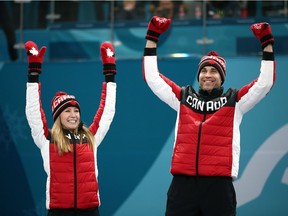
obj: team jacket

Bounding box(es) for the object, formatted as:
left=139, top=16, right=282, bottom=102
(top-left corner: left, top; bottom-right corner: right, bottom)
left=143, top=49, right=275, bottom=179
left=26, top=80, right=116, bottom=209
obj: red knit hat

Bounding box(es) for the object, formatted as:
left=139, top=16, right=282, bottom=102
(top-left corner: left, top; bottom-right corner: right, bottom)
left=51, top=91, right=80, bottom=121
left=197, top=51, right=226, bottom=84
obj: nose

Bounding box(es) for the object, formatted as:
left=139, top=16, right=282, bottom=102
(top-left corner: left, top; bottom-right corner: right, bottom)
left=70, top=110, right=77, bottom=117
left=205, top=70, right=212, bottom=77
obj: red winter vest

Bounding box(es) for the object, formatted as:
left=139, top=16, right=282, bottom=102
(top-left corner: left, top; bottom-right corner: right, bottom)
left=49, top=132, right=99, bottom=209
left=170, top=86, right=237, bottom=177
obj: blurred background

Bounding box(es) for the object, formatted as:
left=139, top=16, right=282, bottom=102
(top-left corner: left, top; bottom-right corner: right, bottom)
left=0, top=1, right=287, bottom=216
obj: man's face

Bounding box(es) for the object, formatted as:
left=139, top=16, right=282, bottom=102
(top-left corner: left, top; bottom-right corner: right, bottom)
left=199, top=66, right=222, bottom=93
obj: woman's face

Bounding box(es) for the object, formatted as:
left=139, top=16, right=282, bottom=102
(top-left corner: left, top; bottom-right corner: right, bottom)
left=199, top=66, right=222, bottom=93
left=59, top=107, right=80, bottom=130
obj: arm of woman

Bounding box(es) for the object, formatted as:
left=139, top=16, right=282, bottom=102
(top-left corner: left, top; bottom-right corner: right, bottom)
left=25, top=41, right=50, bottom=149
left=89, top=42, right=117, bottom=147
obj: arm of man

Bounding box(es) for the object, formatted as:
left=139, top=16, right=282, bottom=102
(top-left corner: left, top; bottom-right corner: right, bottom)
left=237, top=23, right=275, bottom=114
left=143, top=16, right=181, bottom=111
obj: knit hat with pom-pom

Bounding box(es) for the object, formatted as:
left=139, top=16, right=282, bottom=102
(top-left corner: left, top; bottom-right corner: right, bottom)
left=51, top=91, right=80, bottom=121
left=197, top=51, right=226, bottom=84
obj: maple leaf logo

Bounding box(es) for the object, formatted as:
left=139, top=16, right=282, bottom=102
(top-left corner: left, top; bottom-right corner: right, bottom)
left=253, top=24, right=261, bottom=30
left=29, top=47, right=38, bottom=56
left=156, top=17, right=167, bottom=23
left=106, top=48, right=114, bottom=57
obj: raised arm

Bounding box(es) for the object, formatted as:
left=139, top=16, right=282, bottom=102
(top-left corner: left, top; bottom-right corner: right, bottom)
left=25, top=41, right=50, bottom=149
left=143, top=16, right=181, bottom=111
left=237, top=23, right=275, bottom=113
left=89, top=42, right=117, bottom=147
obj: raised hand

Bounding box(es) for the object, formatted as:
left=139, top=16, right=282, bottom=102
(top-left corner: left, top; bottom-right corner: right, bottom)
left=250, top=22, right=274, bottom=49
left=100, top=42, right=116, bottom=75
left=25, top=41, right=46, bottom=74
left=146, top=16, right=171, bottom=43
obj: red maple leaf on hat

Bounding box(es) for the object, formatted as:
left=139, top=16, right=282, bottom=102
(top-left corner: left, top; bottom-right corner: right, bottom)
left=209, top=59, right=215, bottom=65
left=70, top=100, right=77, bottom=106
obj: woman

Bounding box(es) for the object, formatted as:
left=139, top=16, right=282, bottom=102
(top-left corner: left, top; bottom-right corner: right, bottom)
left=25, top=40, right=117, bottom=216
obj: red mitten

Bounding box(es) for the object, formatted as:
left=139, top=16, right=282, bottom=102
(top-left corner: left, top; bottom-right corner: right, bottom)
left=250, top=22, right=274, bottom=49
left=100, top=42, right=116, bottom=75
left=25, top=41, right=46, bottom=74
left=146, top=16, right=171, bottom=43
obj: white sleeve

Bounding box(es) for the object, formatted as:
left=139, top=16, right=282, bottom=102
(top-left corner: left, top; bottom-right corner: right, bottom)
left=143, top=55, right=180, bottom=111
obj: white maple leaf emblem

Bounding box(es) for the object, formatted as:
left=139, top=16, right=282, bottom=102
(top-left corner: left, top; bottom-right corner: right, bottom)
left=253, top=23, right=262, bottom=30
left=106, top=48, right=114, bottom=57
left=29, top=47, right=38, bottom=56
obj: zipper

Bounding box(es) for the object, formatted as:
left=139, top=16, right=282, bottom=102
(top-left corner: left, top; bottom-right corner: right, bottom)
left=71, top=134, right=77, bottom=211
left=196, top=113, right=206, bottom=176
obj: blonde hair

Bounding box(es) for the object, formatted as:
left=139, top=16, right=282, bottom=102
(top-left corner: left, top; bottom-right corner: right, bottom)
left=51, top=118, right=95, bottom=155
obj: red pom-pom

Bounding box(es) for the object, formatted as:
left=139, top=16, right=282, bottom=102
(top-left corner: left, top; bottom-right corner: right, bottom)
left=70, top=100, right=77, bottom=106
left=55, top=91, right=67, bottom=96
left=207, top=51, right=219, bottom=56
left=51, top=91, right=68, bottom=106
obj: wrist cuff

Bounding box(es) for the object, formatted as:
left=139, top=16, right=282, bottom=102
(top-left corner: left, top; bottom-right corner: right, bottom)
left=262, top=51, right=274, bottom=61
left=28, top=74, right=39, bottom=82
left=146, top=30, right=159, bottom=43
left=144, top=48, right=157, bottom=56
left=105, top=74, right=115, bottom=82
left=103, top=63, right=116, bottom=74
left=261, top=34, right=274, bottom=49
left=28, top=62, right=42, bottom=74
left=261, top=34, right=274, bottom=44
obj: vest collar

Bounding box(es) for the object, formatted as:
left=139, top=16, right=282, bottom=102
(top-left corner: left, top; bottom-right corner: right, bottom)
left=198, top=87, right=224, bottom=100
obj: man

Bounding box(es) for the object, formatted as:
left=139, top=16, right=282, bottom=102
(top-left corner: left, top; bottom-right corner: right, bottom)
left=142, top=16, right=275, bottom=216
